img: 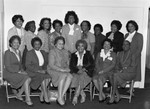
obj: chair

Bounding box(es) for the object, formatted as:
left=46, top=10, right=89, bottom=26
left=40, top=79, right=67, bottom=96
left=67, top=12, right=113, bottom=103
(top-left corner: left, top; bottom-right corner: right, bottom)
left=69, top=82, right=93, bottom=101
left=120, top=80, right=134, bottom=103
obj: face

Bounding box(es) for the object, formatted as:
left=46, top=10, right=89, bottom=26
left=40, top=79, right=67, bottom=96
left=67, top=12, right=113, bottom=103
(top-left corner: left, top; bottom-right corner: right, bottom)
left=81, top=22, right=89, bottom=32
left=14, top=18, right=23, bottom=29
left=68, top=15, right=75, bottom=25
left=123, top=41, right=130, bottom=51
left=33, top=41, right=41, bottom=51
left=103, top=41, right=111, bottom=50
left=128, top=23, right=136, bottom=33
left=54, top=23, right=62, bottom=33
left=77, top=43, right=85, bottom=53
left=11, top=39, right=20, bottom=50
left=111, top=24, right=118, bottom=33
left=94, top=27, right=101, bottom=35
left=42, top=20, right=50, bottom=30
left=29, top=23, right=36, bottom=33
left=56, top=39, right=64, bottom=50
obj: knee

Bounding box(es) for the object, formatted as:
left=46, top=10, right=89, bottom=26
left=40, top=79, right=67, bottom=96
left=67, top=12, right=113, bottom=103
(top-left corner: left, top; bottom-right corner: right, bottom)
left=68, top=73, right=73, bottom=79
left=93, top=79, right=97, bottom=84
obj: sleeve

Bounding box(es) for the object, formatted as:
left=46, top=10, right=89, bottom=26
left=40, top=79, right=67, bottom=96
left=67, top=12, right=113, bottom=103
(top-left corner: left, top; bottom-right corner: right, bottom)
left=42, top=51, right=48, bottom=70
left=4, top=51, right=17, bottom=73
left=103, top=52, right=117, bottom=73
left=126, top=54, right=136, bottom=73
left=69, top=53, right=79, bottom=73
left=89, top=33, right=95, bottom=43
left=25, top=51, right=40, bottom=72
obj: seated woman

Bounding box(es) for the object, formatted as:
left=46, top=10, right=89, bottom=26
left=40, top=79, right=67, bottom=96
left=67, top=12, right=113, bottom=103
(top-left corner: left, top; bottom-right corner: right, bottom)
left=93, top=39, right=116, bottom=102
left=70, top=39, right=94, bottom=105
left=108, top=40, right=136, bottom=104
left=47, top=37, right=72, bottom=106
left=3, top=35, right=33, bottom=106
left=25, top=37, right=51, bottom=104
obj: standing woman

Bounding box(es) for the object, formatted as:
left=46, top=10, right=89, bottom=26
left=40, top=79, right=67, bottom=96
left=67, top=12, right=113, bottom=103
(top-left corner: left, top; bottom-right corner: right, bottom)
left=7, top=14, right=26, bottom=56
left=62, top=11, right=82, bottom=53
left=37, top=17, right=51, bottom=53
left=25, top=37, right=51, bottom=104
left=125, top=20, right=143, bottom=81
left=70, top=40, right=94, bottom=105
left=80, top=20, right=95, bottom=55
left=49, top=19, right=63, bottom=50
left=47, top=37, right=72, bottom=106
left=4, top=35, right=33, bottom=106
left=106, top=20, right=124, bottom=53
left=93, top=39, right=116, bottom=102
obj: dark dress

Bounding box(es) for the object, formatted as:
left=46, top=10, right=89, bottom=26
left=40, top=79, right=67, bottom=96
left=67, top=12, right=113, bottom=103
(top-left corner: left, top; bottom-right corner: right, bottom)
left=3, top=49, right=28, bottom=89
left=25, top=49, right=50, bottom=90
left=106, top=31, right=124, bottom=53
left=70, top=51, right=94, bottom=88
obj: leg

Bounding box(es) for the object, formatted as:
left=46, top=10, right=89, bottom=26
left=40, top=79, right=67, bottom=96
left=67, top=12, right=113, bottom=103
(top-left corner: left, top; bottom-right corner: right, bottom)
left=93, top=79, right=100, bottom=91
left=98, top=79, right=105, bottom=101
left=72, top=85, right=81, bottom=105
left=80, top=89, right=86, bottom=103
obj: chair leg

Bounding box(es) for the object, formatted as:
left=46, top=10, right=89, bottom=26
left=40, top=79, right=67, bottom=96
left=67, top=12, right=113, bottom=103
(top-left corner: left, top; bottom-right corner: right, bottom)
left=5, top=82, right=9, bottom=102
left=90, top=82, right=92, bottom=101
left=129, top=80, right=134, bottom=103
left=69, top=88, right=72, bottom=101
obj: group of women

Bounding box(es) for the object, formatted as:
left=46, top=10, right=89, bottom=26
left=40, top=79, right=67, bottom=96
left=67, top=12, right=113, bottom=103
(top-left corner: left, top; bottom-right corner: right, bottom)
left=3, top=10, right=143, bottom=107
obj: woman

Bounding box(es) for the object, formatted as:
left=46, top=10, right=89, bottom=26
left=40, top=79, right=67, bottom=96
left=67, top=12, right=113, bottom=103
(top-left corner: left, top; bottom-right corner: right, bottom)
left=3, top=35, right=33, bottom=106
left=62, top=11, right=81, bottom=53
left=70, top=40, right=94, bottom=105
left=49, top=19, right=63, bottom=50
left=25, top=37, right=51, bottom=104
left=106, top=20, right=124, bottom=53
left=7, top=14, right=26, bottom=56
left=108, top=40, right=136, bottom=104
left=80, top=20, right=95, bottom=55
left=37, top=17, right=51, bottom=53
left=47, top=37, right=72, bottom=106
left=125, top=20, right=143, bottom=81
left=93, top=23, right=106, bottom=59
left=93, top=39, right=116, bottom=102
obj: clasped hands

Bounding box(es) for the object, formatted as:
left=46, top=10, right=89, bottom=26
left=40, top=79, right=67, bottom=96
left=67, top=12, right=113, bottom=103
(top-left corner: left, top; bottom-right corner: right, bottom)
left=77, top=66, right=87, bottom=74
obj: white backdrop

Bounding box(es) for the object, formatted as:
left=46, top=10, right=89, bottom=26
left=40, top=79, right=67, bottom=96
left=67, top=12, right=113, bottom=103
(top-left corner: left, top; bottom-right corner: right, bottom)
left=4, top=0, right=150, bottom=88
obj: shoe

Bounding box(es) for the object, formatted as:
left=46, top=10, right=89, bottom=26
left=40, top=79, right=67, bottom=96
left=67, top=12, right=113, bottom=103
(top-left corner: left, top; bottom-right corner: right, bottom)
left=16, top=95, right=24, bottom=102
left=99, top=97, right=107, bottom=103
left=26, top=100, right=33, bottom=107
left=107, top=101, right=114, bottom=105
left=56, top=100, right=65, bottom=107
left=45, top=101, right=51, bottom=105
left=80, top=92, right=86, bottom=103
left=40, top=100, right=44, bottom=104
left=72, top=96, right=78, bottom=106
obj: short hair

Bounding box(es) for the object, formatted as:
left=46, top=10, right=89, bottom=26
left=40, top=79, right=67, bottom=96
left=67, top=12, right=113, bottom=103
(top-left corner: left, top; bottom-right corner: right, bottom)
left=64, top=11, right=79, bottom=24
left=94, top=23, right=103, bottom=32
left=38, top=17, right=51, bottom=31
left=31, top=37, right=42, bottom=48
left=111, top=20, right=122, bottom=30
left=24, top=20, right=35, bottom=31
left=75, top=39, right=88, bottom=50
left=52, top=19, right=63, bottom=29
left=102, top=39, right=113, bottom=49
left=9, top=35, right=21, bottom=47
left=12, top=14, right=24, bottom=25
left=54, top=36, right=65, bottom=45
left=126, top=20, right=139, bottom=32
left=80, top=20, right=91, bottom=30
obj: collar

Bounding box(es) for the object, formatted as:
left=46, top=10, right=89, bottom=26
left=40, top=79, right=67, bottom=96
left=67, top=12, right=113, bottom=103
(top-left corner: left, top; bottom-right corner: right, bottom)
left=75, top=50, right=86, bottom=56
left=129, top=31, right=136, bottom=35
left=9, top=47, right=19, bottom=54
left=68, top=24, right=75, bottom=28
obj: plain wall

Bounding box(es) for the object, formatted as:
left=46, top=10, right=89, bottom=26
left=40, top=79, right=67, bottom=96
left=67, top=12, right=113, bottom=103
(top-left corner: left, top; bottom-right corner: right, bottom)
left=4, top=0, right=150, bottom=88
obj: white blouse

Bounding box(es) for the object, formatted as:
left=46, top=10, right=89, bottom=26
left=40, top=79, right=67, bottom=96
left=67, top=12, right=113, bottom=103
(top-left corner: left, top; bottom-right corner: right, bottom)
left=75, top=50, right=86, bottom=66
left=35, top=50, right=44, bottom=66
left=68, top=24, right=75, bottom=35
left=126, top=31, right=136, bottom=42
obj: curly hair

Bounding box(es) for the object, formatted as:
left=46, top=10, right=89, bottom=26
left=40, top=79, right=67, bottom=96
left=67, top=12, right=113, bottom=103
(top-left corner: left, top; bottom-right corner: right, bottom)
left=64, top=11, right=79, bottom=24
left=24, top=20, right=35, bottom=31
left=38, top=17, right=51, bottom=31
left=54, top=36, right=65, bottom=45
left=52, top=19, right=63, bottom=29
left=31, top=37, right=42, bottom=48
left=12, top=14, right=24, bottom=25
left=9, top=35, right=21, bottom=47
left=75, top=39, right=88, bottom=50
left=80, top=20, right=91, bottom=30
left=111, top=20, right=122, bottom=30
left=94, top=23, right=103, bottom=32
left=126, top=20, right=138, bottom=32
left=102, top=39, right=113, bottom=49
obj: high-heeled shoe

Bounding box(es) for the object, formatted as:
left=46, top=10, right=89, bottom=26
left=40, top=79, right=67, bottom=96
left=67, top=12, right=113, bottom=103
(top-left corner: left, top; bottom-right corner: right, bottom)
left=25, top=100, right=33, bottom=107
left=56, top=100, right=65, bottom=107
left=80, top=94, right=86, bottom=103
left=72, top=96, right=78, bottom=106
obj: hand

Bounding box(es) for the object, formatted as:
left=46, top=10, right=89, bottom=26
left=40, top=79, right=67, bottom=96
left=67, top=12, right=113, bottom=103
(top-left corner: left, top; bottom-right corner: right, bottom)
left=78, top=69, right=83, bottom=74
left=82, top=68, right=87, bottom=72
left=78, top=66, right=82, bottom=70
left=98, top=70, right=103, bottom=74
left=38, top=70, right=46, bottom=74
left=19, top=71, right=27, bottom=75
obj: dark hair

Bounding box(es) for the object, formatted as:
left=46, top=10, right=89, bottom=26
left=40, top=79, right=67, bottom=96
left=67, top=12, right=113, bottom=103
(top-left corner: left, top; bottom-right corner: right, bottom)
left=24, top=20, right=35, bottom=31
left=64, top=11, right=79, bottom=24
left=9, top=35, right=21, bottom=47
left=111, top=20, right=122, bottom=30
left=94, top=23, right=103, bottom=32
left=126, top=20, right=138, bottom=32
left=12, top=14, right=24, bottom=25
left=31, top=37, right=42, bottom=48
left=80, top=20, right=91, bottom=30
left=52, top=19, right=63, bottom=29
left=102, top=39, right=113, bottom=49
left=75, top=39, right=88, bottom=50
left=38, top=17, right=51, bottom=31
left=54, top=36, right=65, bottom=45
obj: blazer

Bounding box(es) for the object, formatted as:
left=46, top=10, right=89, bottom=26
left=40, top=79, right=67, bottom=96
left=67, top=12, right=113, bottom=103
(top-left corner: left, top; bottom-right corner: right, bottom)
left=25, top=49, right=48, bottom=77
left=69, top=50, right=94, bottom=77
left=106, top=31, right=124, bottom=53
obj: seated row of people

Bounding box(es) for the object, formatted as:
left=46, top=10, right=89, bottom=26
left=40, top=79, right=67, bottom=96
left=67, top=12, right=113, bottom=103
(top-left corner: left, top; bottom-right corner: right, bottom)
left=3, top=35, right=138, bottom=106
